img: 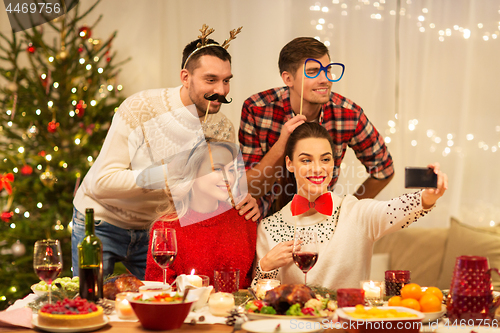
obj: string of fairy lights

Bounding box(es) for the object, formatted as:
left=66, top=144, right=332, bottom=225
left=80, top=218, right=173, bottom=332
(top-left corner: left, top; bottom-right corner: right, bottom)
left=310, top=0, right=500, bottom=43
left=308, top=0, right=500, bottom=157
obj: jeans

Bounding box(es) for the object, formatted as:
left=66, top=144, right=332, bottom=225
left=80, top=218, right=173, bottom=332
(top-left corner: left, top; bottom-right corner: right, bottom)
left=71, top=207, right=149, bottom=280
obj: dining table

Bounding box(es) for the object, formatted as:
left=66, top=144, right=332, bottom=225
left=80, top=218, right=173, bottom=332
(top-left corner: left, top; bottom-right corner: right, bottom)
left=1, top=321, right=348, bottom=333
left=3, top=292, right=346, bottom=333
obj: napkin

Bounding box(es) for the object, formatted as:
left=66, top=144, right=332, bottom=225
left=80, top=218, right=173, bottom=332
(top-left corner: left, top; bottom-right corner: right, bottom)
left=175, top=274, right=198, bottom=293
left=0, top=307, right=33, bottom=331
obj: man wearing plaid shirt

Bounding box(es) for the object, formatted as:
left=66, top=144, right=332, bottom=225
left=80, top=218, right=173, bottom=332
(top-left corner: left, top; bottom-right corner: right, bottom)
left=239, top=37, right=394, bottom=217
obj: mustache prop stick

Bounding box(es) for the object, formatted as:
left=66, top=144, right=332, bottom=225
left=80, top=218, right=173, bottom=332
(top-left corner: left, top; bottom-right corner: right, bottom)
left=203, top=93, right=233, bottom=123
left=202, top=93, right=236, bottom=208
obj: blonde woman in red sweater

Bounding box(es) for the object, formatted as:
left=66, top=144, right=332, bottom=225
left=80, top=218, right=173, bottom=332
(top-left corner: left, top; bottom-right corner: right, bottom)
left=145, top=139, right=257, bottom=287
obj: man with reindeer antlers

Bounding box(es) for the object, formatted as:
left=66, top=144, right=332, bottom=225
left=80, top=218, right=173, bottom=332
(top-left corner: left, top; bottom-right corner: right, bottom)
left=72, top=24, right=260, bottom=280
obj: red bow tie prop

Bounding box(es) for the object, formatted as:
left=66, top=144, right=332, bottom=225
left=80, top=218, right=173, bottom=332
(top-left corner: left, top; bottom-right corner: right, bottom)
left=291, top=192, right=333, bottom=216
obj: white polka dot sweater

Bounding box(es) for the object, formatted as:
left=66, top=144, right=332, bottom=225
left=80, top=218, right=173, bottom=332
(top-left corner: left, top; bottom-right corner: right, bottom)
left=253, top=191, right=432, bottom=289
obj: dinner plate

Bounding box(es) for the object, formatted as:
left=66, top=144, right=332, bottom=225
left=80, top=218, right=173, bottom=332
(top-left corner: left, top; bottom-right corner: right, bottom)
left=246, top=311, right=331, bottom=322
left=422, top=304, right=446, bottom=323
left=242, top=318, right=325, bottom=333
left=32, top=316, right=109, bottom=332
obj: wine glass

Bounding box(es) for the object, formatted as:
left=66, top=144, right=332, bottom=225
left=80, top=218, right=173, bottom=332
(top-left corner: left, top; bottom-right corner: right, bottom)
left=292, top=230, right=318, bottom=285
left=151, top=228, right=177, bottom=285
left=33, top=239, right=63, bottom=304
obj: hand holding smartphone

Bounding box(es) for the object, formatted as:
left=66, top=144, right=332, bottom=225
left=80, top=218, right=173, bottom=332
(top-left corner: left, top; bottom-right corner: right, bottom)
left=404, top=167, right=438, bottom=188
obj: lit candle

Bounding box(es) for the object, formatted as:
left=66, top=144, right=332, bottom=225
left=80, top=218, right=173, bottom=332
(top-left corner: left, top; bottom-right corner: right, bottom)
left=186, top=269, right=203, bottom=288
left=208, top=292, right=235, bottom=316
left=361, top=281, right=383, bottom=299
left=115, top=292, right=137, bottom=320
left=255, top=279, right=281, bottom=299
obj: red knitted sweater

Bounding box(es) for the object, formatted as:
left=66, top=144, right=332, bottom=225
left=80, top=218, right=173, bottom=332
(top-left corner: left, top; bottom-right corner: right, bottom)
left=145, top=202, right=257, bottom=288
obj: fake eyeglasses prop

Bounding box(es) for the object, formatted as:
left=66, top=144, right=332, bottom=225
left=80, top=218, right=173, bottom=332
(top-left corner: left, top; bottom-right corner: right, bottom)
left=303, top=58, right=345, bottom=82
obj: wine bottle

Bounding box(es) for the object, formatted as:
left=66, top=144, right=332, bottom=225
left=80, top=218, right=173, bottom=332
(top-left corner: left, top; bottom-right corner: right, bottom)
left=78, top=208, right=103, bottom=301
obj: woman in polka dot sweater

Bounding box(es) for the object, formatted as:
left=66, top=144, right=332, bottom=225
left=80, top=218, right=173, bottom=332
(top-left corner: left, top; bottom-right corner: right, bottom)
left=253, top=122, right=447, bottom=289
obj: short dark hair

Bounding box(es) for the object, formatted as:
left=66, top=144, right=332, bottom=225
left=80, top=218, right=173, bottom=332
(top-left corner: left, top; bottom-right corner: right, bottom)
left=285, top=122, right=334, bottom=160
left=278, top=37, right=330, bottom=76
left=181, top=38, right=232, bottom=71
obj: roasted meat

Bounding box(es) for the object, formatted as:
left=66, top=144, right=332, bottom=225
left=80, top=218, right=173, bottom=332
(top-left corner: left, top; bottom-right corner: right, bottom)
left=103, top=274, right=144, bottom=300
left=263, top=284, right=315, bottom=314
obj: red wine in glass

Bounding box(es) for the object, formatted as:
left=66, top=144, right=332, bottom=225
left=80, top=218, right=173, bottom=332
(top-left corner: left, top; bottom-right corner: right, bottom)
left=292, top=230, right=319, bottom=285
left=152, top=251, right=177, bottom=267
left=33, top=239, right=63, bottom=304
left=152, top=229, right=177, bottom=285
left=35, top=265, right=62, bottom=283
left=293, top=252, right=318, bottom=273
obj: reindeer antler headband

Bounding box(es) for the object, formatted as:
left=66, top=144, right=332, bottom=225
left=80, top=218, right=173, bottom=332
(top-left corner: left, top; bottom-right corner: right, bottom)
left=183, top=24, right=243, bottom=69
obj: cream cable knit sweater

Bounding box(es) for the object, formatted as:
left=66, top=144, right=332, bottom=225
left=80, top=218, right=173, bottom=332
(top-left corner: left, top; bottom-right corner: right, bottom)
left=252, top=191, right=432, bottom=289
left=74, top=86, right=235, bottom=229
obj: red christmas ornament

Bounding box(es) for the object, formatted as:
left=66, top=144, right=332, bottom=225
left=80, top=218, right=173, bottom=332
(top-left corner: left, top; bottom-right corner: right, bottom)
left=1, top=211, right=13, bottom=223
left=78, top=26, right=92, bottom=39
left=27, top=43, right=36, bottom=53
left=21, top=165, right=33, bottom=176
left=75, top=100, right=86, bottom=117
left=47, top=121, right=60, bottom=133
left=106, top=57, right=111, bottom=62
left=38, top=150, right=46, bottom=157
left=78, top=45, right=84, bottom=53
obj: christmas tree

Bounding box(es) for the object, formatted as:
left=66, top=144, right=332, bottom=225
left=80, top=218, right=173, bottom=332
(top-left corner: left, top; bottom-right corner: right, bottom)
left=0, top=0, right=128, bottom=310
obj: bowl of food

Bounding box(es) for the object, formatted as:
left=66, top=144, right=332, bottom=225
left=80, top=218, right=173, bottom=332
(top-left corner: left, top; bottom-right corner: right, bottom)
left=128, top=292, right=198, bottom=330
left=31, top=277, right=80, bottom=298
left=336, top=305, right=424, bottom=333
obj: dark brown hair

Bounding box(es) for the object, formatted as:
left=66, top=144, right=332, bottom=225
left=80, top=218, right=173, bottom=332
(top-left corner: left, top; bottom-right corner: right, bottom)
left=285, top=122, right=334, bottom=160
left=181, top=38, right=232, bottom=71
left=278, top=37, right=330, bottom=76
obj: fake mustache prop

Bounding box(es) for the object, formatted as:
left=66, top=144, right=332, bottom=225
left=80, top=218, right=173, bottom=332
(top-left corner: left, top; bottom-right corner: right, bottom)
left=204, top=93, right=233, bottom=103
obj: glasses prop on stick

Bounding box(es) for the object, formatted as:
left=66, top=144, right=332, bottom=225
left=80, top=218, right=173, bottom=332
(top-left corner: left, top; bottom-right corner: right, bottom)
left=300, top=58, right=345, bottom=116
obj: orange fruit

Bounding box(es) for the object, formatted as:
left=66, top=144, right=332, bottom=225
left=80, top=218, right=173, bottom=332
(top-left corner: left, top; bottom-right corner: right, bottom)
left=388, top=296, right=402, bottom=307
left=400, top=283, right=423, bottom=300
left=423, top=287, right=443, bottom=301
left=419, top=294, right=442, bottom=313
left=401, top=298, right=421, bottom=311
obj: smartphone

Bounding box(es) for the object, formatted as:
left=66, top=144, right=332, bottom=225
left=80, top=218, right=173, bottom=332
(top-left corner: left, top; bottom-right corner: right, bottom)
left=404, top=167, right=438, bottom=188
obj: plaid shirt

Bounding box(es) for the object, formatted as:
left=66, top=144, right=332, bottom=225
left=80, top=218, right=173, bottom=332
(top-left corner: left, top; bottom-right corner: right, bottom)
left=239, top=87, right=394, bottom=217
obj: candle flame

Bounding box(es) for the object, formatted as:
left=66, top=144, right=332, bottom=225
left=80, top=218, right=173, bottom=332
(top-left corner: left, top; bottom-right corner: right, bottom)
left=190, top=269, right=195, bottom=275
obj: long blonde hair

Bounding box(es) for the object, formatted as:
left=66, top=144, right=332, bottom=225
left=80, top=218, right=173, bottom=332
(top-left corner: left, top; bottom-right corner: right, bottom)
left=154, top=138, right=238, bottom=223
